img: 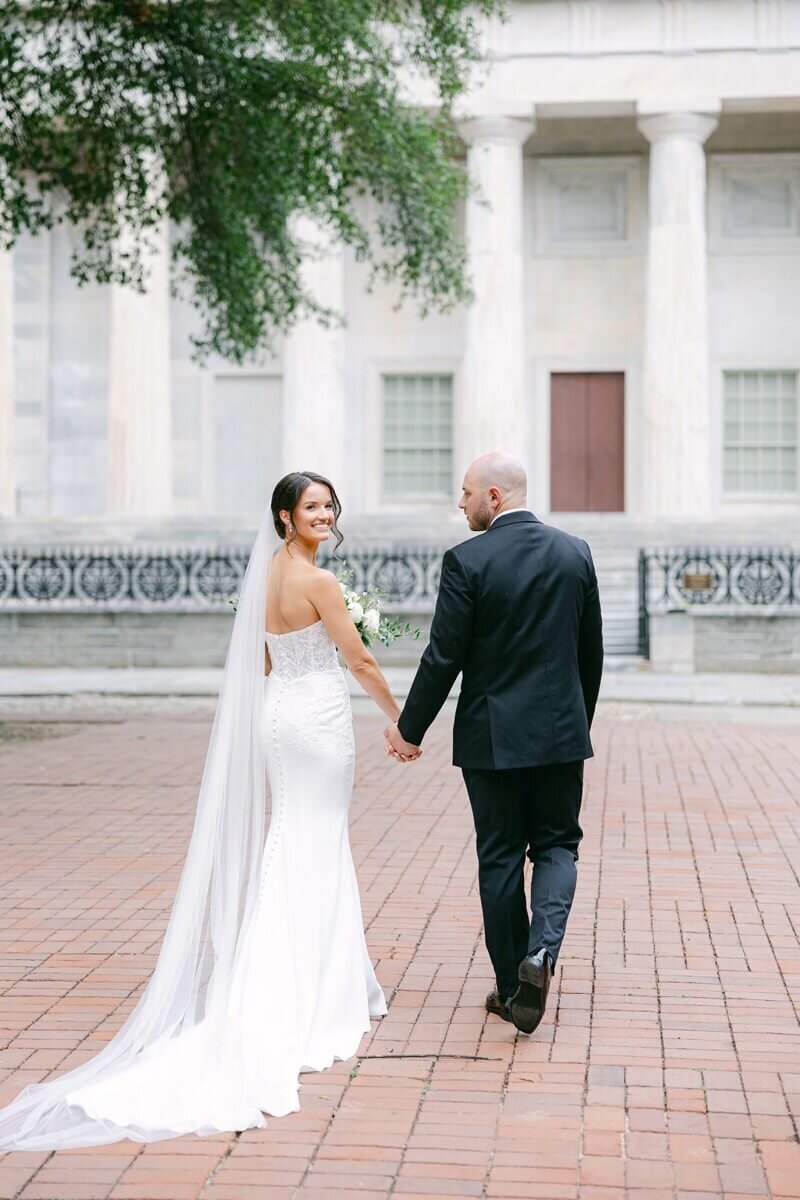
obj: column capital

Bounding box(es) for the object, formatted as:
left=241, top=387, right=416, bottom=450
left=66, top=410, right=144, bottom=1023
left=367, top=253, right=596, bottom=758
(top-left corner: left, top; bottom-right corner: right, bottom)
left=637, top=111, right=719, bottom=145
left=457, top=113, right=536, bottom=147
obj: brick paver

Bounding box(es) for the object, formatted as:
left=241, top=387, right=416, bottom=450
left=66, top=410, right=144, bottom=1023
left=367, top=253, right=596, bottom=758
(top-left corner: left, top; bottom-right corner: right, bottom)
left=0, top=709, right=799, bottom=1199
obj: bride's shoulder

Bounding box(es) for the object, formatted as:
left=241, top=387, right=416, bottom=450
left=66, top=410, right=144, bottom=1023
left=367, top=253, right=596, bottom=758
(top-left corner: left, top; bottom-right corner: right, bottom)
left=307, top=561, right=338, bottom=587
left=305, top=564, right=341, bottom=602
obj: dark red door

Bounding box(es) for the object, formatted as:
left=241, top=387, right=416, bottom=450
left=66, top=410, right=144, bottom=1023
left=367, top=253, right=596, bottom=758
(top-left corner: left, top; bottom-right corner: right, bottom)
left=550, top=372, right=625, bottom=512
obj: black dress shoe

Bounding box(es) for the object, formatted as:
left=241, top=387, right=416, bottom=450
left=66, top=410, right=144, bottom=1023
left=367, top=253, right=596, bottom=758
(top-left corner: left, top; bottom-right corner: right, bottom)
left=510, top=948, right=553, bottom=1034
left=485, top=989, right=513, bottom=1022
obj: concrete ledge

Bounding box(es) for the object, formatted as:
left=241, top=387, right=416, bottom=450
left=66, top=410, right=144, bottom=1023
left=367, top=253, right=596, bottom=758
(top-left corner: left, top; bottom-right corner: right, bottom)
left=1, top=663, right=799, bottom=707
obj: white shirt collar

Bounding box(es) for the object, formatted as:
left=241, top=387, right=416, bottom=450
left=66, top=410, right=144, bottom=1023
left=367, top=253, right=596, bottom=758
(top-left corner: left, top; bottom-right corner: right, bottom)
left=489, top=507, right=530, bottom=527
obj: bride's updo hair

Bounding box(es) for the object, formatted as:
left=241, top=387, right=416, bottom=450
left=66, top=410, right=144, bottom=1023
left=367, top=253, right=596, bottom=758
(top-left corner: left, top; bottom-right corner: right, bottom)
left=271, top=471, right=344, bottom=552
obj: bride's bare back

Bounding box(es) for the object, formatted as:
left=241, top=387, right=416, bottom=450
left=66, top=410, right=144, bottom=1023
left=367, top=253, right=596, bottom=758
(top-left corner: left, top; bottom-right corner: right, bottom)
left=265, top=549, right=324, bottom=635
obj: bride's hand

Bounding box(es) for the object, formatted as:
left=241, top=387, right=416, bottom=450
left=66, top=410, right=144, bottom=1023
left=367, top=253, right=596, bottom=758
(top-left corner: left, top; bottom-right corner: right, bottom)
left=384, top=723, right=421, bottom=763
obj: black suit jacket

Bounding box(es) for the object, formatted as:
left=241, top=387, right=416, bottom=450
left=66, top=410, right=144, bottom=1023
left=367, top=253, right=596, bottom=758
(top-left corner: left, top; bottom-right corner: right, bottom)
left=397, top=511, right=603, bottom=770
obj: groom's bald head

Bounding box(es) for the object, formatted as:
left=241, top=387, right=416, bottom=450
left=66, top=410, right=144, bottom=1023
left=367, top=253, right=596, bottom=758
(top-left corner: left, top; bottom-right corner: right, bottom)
left=460, top=453, right=528, bottom=531
left=469, top=453, right=527, bottom=500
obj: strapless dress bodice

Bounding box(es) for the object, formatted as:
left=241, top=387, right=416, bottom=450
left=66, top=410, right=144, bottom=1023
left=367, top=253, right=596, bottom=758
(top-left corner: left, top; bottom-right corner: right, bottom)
left=265, top=620, right=340, bottom=681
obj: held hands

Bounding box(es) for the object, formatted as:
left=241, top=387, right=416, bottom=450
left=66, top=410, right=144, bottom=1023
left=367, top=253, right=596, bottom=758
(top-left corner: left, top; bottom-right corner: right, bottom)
left=384, top=722, right=422, bottom=764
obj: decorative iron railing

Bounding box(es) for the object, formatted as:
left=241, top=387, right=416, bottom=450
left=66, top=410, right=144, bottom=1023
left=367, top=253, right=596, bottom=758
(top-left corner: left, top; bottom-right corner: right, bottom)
left=638, top=546, right=800, bottom=658
left=0, top=543, right=443, bottom=612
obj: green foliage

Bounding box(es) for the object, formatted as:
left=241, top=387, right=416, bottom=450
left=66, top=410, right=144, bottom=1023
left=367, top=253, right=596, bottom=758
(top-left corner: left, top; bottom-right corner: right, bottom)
left=0, top=0, right=501, bottom=361
left=335, top=565, right=422, bottom=648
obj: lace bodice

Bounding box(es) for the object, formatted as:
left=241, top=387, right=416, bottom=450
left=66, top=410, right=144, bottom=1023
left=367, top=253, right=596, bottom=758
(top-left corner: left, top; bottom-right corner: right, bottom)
left=265, top=620, right=340, bottom=681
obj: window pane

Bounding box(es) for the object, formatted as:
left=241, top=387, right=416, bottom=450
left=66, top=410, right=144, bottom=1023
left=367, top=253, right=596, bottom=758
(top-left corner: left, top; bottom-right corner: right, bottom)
left=381, top=374, right=454, bottom=498
left=722, top=370, right=798, bottom=494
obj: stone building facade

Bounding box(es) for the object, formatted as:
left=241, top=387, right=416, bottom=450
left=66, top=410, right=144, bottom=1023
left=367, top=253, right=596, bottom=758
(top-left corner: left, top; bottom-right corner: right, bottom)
left=1, top=0, right=800, bottom=669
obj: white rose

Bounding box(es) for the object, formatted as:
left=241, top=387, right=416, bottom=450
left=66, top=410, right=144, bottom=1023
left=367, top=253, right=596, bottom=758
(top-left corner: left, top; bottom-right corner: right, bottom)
left=349, top=601, right=364, bottom=625
left=364, top=608, right=380, bottom=635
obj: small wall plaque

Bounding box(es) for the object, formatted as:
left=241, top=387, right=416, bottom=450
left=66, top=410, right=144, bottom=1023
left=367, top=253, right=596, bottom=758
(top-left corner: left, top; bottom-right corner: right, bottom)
left=683, top=571, right=713, bottom=592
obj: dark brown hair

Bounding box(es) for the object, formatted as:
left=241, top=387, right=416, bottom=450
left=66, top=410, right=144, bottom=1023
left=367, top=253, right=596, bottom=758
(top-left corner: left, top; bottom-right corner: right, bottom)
left=270, top=471, right=344, bottom=553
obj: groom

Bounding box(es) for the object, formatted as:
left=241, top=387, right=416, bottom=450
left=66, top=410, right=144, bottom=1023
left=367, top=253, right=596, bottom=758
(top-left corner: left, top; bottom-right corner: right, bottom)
left=385, top=453, right=603, bottom=1034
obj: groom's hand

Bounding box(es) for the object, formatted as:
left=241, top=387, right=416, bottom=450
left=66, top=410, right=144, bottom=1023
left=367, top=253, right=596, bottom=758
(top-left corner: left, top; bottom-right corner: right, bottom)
left=384, top=723, right=421, bottom=763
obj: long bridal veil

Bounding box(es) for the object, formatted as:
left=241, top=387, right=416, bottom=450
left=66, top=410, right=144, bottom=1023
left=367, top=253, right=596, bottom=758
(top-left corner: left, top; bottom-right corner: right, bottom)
left=0, top=509, right=277, bottom=1150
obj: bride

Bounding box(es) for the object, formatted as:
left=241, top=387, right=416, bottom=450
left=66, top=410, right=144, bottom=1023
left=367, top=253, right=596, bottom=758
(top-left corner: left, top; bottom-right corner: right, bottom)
left=0, top=470, right=413, bottom=1150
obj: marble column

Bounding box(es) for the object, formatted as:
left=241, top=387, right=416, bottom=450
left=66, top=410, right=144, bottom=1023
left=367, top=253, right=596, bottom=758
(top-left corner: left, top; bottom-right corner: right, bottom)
left=107, top=220, right=172, bottom=515
left=0, top=248, right=14, bottom=514
left=637, top=110, right=719, bottom=516
left=457, top=114, right=535, bottom=472
left=281, top=218, right=346, bottom=484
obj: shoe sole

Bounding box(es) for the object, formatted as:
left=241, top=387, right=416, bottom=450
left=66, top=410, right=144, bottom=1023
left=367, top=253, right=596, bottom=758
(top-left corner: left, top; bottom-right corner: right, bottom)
left=510, top=958, right=549, bottom=1035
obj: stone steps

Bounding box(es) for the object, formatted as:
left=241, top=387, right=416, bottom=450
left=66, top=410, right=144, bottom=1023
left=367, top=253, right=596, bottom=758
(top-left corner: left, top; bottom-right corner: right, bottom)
left=590, top=547, right=641, bottom=655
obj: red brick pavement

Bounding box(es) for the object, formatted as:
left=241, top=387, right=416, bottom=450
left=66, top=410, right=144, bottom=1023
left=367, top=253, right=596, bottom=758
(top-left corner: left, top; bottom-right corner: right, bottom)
left=0, top=710, right=799, bottom=1199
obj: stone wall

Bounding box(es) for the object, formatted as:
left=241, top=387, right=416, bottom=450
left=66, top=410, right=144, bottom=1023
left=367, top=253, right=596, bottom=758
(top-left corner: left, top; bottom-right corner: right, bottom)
left=695, top=615, right=800, bottom=674
left=649, top=611, right=800, bottom=674
left=0, top=612, right=232, bottom=669
left=0, top=611, right=434, bottom=669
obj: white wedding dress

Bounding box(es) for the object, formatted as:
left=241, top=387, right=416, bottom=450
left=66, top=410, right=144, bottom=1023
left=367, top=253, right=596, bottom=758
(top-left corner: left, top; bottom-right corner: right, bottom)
left=0, top=538, right=387, bottom=1150
left=63, top=620, right=386, bottom=1134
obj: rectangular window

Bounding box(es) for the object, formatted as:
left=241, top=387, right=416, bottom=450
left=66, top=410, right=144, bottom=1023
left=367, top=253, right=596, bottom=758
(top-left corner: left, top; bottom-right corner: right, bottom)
left=382, top=374, right=453, bottom=499
left=549, top=169, right=628, bottom=242
left=534, top=157, right=641, bottom=255
left=723, top=371, right=798, bottom=494
left=708, top=156, right=800, bottom=250
left=722, top=169, right=800, bottom=238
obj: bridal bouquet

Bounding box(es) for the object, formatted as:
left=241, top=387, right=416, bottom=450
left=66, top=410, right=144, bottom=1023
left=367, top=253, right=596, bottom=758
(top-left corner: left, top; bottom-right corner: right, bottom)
left=336, top=567, right=421, bottom=648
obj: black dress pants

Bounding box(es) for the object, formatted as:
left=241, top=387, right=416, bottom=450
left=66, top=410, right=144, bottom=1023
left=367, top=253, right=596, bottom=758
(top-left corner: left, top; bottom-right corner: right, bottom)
left=462, top=761, right=584, bottom=1000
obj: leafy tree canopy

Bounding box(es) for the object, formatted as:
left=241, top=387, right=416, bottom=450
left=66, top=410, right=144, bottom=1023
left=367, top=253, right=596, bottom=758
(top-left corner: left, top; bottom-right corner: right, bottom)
left=0, top=0, right=499, bottom=361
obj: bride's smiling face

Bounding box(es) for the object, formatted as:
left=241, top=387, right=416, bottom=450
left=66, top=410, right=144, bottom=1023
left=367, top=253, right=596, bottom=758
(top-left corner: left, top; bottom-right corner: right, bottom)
left=281, top=482, right=335, bottom=546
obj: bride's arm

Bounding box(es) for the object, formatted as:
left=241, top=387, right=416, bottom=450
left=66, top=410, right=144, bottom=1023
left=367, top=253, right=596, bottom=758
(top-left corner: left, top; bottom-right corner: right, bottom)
left=308, top=571, right=401, bottom=723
